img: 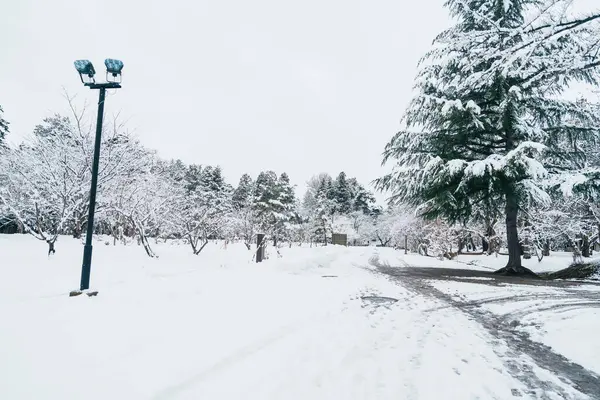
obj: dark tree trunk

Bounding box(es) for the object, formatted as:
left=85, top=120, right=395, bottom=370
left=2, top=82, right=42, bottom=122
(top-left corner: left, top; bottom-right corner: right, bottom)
left=582, top=235, right=590, bottom=258
left=137, top=229, right=156, bottom=258
left=141, top=236, right=156, bottom=258
left=482, top=238, right=489, bottom=253
left=457, top=238, right=464, bottom=254
left=504, top=194, right=521, bottom=268
left=494, top=191, right=537, bottom=277
left=189, top=235, right=198, bottom=254
left=47, top=240, right=56, bottom=256
left=542, top=240, right=550, bottom=257
left=73, top=224, right=82, bottom=239
left=468, top=236, right=476, bottom=252
left=404, top=235, right=408, bottom=255
left=193, top=239, right=209, bottom=255
left=485, top=223, right=496, bottom=255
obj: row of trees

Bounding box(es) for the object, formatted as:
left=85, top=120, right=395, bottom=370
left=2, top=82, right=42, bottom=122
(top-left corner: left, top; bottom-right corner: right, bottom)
left=377, top=0, right=600, bottom=274
left=0, top=100, right=382, bottom=257
left=1, top=92, right=597, bottom=262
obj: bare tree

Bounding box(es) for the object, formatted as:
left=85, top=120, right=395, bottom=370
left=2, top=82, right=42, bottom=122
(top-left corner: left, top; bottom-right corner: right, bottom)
left=0, top=127, right=91, bottom=254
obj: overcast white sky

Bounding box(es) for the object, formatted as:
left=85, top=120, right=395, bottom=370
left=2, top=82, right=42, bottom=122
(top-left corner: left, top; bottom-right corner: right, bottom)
left=1, top=0, right=450, bottom=201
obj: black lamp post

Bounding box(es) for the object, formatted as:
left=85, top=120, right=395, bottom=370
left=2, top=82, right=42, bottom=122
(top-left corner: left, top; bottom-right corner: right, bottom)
left=73, top=59, right=124, bottom=292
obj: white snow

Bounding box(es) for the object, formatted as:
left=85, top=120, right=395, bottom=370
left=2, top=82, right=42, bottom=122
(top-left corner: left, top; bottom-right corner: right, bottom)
left=446, top=159, right=467, bottom=175
left=441, top=99, right=463, bottom=115
left=520, top=308, right=600, bottom=376
left=465, top=100, right=481, bottom=114
left=559, top=174, right=588, bottom=197
left=430, top=280, right=600, bottom=375
left=0, top=235, right=596, bottom=399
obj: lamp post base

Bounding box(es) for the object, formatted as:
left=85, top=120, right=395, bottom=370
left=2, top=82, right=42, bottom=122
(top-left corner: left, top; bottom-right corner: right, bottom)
left=69, top=290, right=99, bottom=298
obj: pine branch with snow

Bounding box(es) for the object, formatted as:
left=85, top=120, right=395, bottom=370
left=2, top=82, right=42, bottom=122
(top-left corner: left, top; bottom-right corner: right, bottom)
left=377, top=0, right=600, bottom=274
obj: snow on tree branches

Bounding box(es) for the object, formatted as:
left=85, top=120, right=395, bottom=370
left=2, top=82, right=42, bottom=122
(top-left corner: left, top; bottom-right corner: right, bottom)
left=377, top=0, right=600, bottom=275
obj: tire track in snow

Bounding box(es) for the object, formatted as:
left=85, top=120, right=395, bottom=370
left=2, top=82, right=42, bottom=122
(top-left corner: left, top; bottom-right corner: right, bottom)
left=376, top=261, right=600, bottom=400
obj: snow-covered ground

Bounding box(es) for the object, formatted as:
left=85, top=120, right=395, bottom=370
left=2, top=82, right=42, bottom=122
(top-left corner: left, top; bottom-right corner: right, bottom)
left=430, top=280, right=600, bottom=376
left=1, top=235, right=598, bottom=399
left=377, top=246, right=600, bottom=274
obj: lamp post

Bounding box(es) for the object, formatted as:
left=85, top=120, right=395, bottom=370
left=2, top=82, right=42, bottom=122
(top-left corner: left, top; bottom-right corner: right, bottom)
left=73, top=59, right=124, bottom=293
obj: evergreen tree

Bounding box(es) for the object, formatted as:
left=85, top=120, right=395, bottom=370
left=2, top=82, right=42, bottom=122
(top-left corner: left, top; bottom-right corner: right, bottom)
left=231, top=173, right=259, bottom=249
left=200, top=166, right=225, bottom=193
left=303, top=173, right=377, bottom=244
left=232, top=174, right=254, bottom=211
left=33, top=114, right=72, bottom=139
left=333, top=172, right=353, bottom=214
left=254, top=170, right=279, bottom=221
left=184, top=164, right=203, bottom=192
left=273, top=172, right=297, bottom=243
left=165, top=159, right=187, bottom=184
left=251, top=171, right=298, bottom=243
left=199, top=166, right=232, bottom=212
left=311, top=176, right=336, bottom=244
left=172, top=164, right=232, bottom=254
left=348, top=177, right=376, bottom=215
left=278, top=173, right=296, bottom=209
left=377, top=0, right=600, bottom=275
left=0, top=105, right=8, bottom=143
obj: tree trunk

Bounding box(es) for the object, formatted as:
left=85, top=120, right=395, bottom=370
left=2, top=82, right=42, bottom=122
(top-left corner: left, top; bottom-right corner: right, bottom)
left=470, top=236, right=476, bottom=251
left=193, top=239, right=209, bottom=255
left=519, top=243, right=524, bottom=256
left=494, top=192, right=537, bottom=277
left=47, top=240, right=56, bottom=256
left=542, top=239, right=550, bottom=257
left=505, top=194, right=521, bottom=269
left=73, top=223, right=82, bottom=239
left=136, top=225, right=156, bottom=258
left=140, top=234, right=156, bottom=258
left=458, top=238, right=465, bottom=254
left=189, top=235, right=198, bottom=254
left=487, top=225, right=496, bottom=255
left=404, top=235, right=408, bottom=255
left=582, top=235, right=590, bottom=258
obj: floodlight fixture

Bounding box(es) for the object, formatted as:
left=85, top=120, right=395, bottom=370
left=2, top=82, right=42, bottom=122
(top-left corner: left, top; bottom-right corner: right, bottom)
left=74, top=60, right=96, bottom=84
left=104, top=58, right=124, bottom=83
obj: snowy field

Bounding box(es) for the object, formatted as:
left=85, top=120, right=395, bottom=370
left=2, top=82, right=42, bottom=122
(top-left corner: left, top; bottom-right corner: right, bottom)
left=1, top=235, right=599, bottom=399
